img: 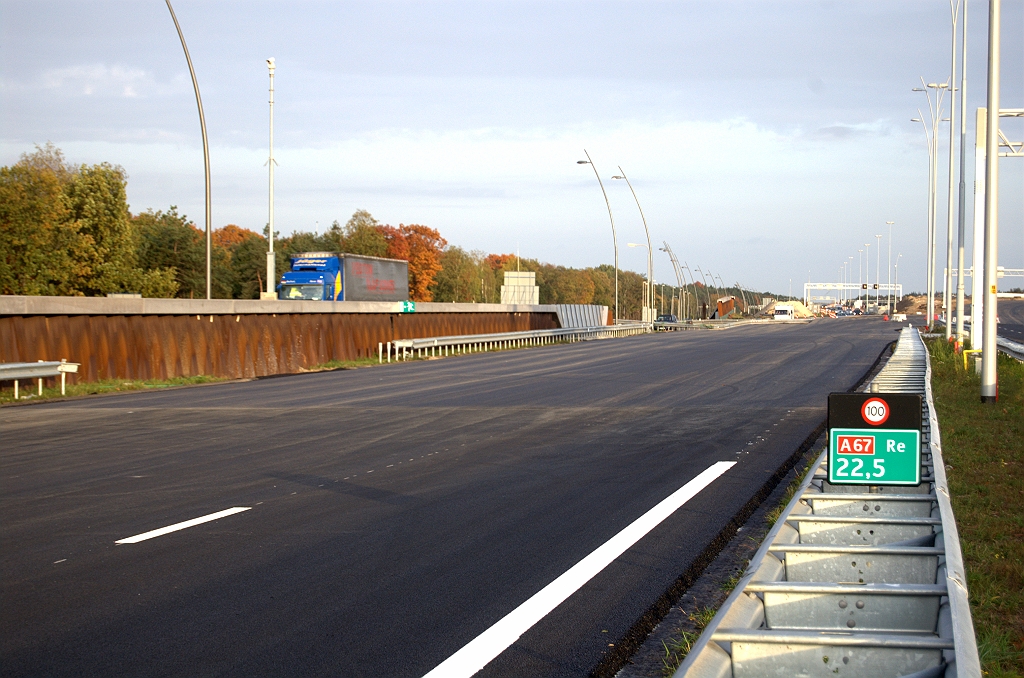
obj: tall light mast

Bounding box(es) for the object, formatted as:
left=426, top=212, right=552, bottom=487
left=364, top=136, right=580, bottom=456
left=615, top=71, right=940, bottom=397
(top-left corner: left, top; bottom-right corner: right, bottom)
left=266, top=57, right=277, bottom=298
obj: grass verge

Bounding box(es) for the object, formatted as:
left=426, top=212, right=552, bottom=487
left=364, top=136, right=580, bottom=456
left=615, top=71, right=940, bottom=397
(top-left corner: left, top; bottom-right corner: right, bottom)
left=661, top=608, right=716, bottom=677
left=0, top=374, right=228, bottom=405
left=927, top=339, right=1024, bottom=677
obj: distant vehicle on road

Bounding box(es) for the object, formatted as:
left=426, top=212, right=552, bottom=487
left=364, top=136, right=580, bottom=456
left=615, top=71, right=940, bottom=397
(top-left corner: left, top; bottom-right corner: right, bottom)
left=656, top=314, right=678, bottom=323
left=773, top=304, right=795, bottom=320
left=278, top=252, right=409, bottom=302
left=892, top=313, right=908, bottom=322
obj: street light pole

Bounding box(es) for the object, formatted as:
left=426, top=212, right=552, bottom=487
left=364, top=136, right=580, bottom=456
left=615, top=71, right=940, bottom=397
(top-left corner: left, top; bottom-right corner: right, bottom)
left=165, top=0, right=211, bottom=299
left=628, top=243, right=651, bottom=321
left=266, top=57, right=276, bottom=299
left=980, top=0, right=1002, bottom=403
left=578, top=152, right=618, bottom=321
left=955, top=0, right=969, bottom=344
left=612, top=169, right=654, bottom=319
left=943, top=1, right=963, bottom=341
left=848, top=256, right=854, bottom=306
left=858, top=249, right=863, bottom=304
left=864, top=242, right=871, bottom=311
left=886, top=221, right=894, bottom=314
left=875, top=234, right=882, bottom=313
left=895, top=253, right=903, bottom=302
left=913, top=80, right=949, bottom=328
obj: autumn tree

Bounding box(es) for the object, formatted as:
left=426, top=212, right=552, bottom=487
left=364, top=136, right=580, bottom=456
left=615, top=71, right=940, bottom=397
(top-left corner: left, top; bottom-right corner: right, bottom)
left=0, top=144, right=175, bottom=297
left=400, top=224, right=446, bottom=301
left=0, top=156, right=85, bottom=294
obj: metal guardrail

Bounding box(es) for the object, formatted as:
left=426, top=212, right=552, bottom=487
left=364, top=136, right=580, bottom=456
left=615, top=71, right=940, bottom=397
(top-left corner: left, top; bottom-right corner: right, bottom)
left=996, top=336, right=1024, bottom=361
left=0, top=360, right=80, bottom=398
left=379, top=323, right=650, bottom=362
left=654, top=318, right=813, bottom=331
left=674, top=327, right=980, bottom=678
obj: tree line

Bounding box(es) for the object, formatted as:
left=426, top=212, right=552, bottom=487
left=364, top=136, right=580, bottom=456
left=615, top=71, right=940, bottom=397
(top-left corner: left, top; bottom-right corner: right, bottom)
left=1, top=144, right=770, bottom=317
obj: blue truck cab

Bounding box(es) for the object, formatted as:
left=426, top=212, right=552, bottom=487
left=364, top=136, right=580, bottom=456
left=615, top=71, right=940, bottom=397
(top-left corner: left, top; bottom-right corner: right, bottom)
left=278, top=253, right=343, bottom=301
left=277, top=252, right=410, bottom=302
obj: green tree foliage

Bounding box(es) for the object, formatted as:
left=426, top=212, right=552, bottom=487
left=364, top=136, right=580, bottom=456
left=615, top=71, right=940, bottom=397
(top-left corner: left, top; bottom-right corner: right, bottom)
left=0, top=158, right=84, bottom=294
left=342, top=210, right=388, bottom=257
left=0, top=144, right=175, bottom=297
left=430, top=247, right=485, bottom=303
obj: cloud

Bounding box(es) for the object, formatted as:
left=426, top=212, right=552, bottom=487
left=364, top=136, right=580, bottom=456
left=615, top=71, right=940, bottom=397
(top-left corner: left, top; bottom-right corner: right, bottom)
left=11, top=64, right=191, bottom=100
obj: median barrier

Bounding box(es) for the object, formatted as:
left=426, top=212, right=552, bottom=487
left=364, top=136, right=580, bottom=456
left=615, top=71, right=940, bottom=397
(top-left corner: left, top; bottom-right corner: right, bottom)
left=673, top=327, right=979, bottom=678
left=383, top=323, right=650, bottom=362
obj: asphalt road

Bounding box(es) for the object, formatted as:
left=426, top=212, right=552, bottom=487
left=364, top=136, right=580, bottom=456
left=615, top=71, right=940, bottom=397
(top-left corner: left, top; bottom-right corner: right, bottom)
left=1, top=318, right=898, bottom=677
left=998, top=299, right=1024, bottom=342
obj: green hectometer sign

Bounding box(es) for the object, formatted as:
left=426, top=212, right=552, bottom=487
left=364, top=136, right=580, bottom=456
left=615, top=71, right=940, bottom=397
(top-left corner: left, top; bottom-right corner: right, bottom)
left=828, top=428, right=921, bottom=485
left=827, top=393, right=923, bottom=487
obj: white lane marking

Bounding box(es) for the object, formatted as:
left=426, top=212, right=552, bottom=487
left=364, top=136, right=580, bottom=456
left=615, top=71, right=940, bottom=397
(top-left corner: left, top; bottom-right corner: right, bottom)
left=115, top=507, right=251, bottom=544
left=422, top=461, right=736, bottom=678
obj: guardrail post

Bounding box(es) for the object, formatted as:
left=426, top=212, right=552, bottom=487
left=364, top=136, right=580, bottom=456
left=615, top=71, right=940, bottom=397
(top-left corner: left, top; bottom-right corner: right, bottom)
left=387, top=342, right=391, bottom=363
left=13, top=379, right=18, bottom=400
left=379, top=343, right=383, bottom=364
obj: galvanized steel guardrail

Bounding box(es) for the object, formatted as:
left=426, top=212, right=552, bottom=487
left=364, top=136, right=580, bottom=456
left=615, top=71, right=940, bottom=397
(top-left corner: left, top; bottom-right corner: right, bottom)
left=379, top=323, right=650, bottom=362
left=996, top=336, right=1024, bottom=361
left=0, top=360, right=80, bottom=398
left=674, top=326, right=980, bottom=678
left=654, top=318, right=812, bottom=331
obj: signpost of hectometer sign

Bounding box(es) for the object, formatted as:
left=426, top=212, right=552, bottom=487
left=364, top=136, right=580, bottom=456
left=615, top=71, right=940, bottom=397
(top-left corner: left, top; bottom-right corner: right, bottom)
left=827, top=393, right=923, bottom=486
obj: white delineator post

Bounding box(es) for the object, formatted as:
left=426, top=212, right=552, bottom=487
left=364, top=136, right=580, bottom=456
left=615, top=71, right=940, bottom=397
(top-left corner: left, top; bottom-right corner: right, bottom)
left=980, top=0, right=1001, bottom=403
left=266, top=58, right=276, bottom=299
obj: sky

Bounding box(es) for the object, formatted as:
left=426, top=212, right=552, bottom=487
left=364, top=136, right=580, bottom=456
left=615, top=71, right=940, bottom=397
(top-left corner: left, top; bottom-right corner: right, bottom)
left=2, top=0, right=1022, bottom=296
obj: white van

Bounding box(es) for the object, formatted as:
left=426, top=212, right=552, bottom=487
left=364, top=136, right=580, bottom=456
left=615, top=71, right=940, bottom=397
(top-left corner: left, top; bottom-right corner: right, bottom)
left=773, top=304, right=795, bottom=320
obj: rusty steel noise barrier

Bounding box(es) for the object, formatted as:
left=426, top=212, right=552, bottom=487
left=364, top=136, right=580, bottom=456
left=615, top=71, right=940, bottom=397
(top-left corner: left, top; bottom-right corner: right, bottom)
left=381, top=323, right=650, bottom=362
left=673, top=326, right=980, bottom=678
left=0, top=310, right=560, bottom=383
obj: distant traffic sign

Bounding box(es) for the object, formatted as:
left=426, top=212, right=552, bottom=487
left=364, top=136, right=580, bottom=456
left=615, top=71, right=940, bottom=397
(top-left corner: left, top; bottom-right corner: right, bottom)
left=827, top=393, right=922, bottom=486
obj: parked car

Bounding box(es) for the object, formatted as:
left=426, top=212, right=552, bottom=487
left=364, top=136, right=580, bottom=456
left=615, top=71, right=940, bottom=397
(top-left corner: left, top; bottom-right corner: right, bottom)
left=656, top=314, right=678, bottom=323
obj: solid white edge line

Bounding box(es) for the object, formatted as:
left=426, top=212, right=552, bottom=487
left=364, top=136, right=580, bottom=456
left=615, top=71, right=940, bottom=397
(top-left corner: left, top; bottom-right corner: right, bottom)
left=115, top=507, right=252, bottom=544
left=421, top=461, right=736, bottom=678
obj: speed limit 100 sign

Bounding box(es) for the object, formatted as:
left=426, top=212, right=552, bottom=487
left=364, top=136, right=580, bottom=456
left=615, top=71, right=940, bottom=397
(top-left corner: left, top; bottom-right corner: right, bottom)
left=827, top=393, right=923, bottom=486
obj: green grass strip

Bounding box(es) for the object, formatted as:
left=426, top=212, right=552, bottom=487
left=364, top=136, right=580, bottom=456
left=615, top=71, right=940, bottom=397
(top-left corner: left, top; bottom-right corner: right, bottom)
left=927, top=339, right=1024, bottom=677
left=0, top=375, right=228, bottom=404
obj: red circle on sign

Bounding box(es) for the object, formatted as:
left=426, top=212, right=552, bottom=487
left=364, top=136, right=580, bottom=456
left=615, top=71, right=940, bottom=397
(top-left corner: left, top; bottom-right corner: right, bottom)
left=861, top=397, right=890, bottom=425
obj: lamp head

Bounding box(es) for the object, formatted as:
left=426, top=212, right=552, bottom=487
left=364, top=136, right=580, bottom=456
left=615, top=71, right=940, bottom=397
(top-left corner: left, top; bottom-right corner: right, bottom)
left=577, top=160, right=590, bottom=164
left=267, top=57, right=276, bottom=71
left=611, top=175, right=624, bottom=180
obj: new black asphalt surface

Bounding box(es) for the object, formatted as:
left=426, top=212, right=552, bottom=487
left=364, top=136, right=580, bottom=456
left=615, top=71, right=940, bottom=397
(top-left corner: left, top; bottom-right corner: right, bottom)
left=998, top=299, right=1024, bottom=342
left=1, top=318, right=897, bottom=677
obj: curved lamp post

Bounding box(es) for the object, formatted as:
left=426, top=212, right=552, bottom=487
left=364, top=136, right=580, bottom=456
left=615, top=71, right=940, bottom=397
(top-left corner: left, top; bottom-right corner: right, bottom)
left=628, top=243, right=651, bottom=321
left=913, top=79, right=949, bottom=328
left=165, top=0, right=211, bottom=299
left=611, top=169, right=654, bottom=318
left=578, top=151, right=618, bottom=321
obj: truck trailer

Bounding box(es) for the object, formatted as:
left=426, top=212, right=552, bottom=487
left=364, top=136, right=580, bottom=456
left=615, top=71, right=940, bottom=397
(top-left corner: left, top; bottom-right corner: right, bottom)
left=277, top=252, right=409, bottom=302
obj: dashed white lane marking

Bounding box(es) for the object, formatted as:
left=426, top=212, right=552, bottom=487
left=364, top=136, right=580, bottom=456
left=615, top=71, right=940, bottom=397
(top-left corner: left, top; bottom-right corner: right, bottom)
left=115, top=507, right=252, bottom=544
left=421, top=461, right=736, bottom=678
